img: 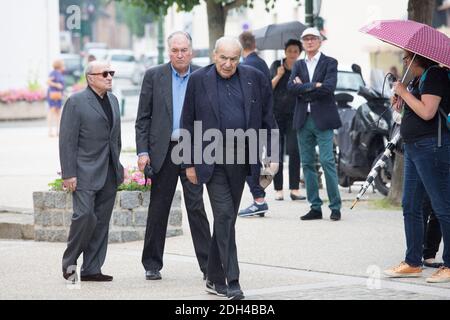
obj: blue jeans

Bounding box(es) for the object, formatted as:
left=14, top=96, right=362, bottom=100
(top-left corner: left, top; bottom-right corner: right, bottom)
left=403, top=133, right=450, bottom=267
left=297, top=116, right=341, bottom=211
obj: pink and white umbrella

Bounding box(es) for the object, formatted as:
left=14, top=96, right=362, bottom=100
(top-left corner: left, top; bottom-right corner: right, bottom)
left=360, top=20, right=450, bottom=68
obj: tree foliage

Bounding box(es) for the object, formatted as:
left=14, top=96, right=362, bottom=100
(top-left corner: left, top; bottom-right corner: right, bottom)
left=115, top=2, right=155, bottom=37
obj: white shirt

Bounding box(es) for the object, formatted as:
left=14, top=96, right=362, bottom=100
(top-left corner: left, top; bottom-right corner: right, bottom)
left=304, top=51, right=321, bottom=113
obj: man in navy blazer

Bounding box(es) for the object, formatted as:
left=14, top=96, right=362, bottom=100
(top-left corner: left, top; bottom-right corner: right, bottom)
left=181, top=37, right=278, bottom=300
left=287, top=27, right=342, bottom=221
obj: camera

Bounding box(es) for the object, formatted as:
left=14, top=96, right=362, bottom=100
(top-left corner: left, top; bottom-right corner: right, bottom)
left=144, top=164, right=155, bottom=179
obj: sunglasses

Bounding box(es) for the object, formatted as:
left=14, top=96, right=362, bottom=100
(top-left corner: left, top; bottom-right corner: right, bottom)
left=89, top=71, right=115, bottom=78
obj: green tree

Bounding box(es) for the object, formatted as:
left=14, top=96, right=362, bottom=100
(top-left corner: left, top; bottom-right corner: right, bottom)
left=387, top=0, right=436, bottom=205
left=115, top=2, right=155, bottom=38
left=118, top=0, right=300, bottom=54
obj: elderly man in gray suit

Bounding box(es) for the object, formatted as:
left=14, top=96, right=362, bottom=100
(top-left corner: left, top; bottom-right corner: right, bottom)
left=60, top=61, right=124, bottom=282
left=135, top=31, right=211, bottom=281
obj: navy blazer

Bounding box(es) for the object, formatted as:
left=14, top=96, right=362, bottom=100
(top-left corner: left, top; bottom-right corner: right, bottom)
left=243, top=52, right=271, bottom=82
left=287, top=53, right=341, bottom=131
left=181, top=64, right=278, bottom=184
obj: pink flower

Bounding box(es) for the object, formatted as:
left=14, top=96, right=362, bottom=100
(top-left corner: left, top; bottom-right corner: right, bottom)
left=132, top=171, right=144, bottom=182
left=137, top=178, right=146, bottom=186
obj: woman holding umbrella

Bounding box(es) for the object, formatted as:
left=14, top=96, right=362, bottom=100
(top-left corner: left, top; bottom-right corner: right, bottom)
left=384, top=51, right=450, bottom=283
left=360, top=20, right=450, bottom=283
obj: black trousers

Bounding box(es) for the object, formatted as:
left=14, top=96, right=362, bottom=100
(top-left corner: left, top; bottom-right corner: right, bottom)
left=206, top=163, right=248, bottom=284
left=273, top=113, right=301, bottom=191
left=142, top=143, right=211, bottom=275
left=422, top=193, right=442, bottom=260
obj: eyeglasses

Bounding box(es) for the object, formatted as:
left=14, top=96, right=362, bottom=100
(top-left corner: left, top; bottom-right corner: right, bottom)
left=302, top=36, right=319, bottom=42
left=89, top=71, right=115, bottom=78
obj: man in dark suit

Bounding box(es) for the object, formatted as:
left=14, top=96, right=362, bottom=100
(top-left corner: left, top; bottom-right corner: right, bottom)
left=60, top=61, right=124, bottom=282
left=181, top=37, right=278, bottom=300
left=237, top=31, right=272, bottom=218
left=287, top=28, right=342, bottom=221
left=135, top=31, right=211, bottom=281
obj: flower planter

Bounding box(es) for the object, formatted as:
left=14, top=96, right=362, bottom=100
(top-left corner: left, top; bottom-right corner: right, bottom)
left=0, top=101, right=47, bottom=121
left=32, top=190, right=183, bottom=243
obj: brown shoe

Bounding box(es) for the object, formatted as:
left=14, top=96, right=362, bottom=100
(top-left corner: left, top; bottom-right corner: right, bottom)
left=384, top=262, right=422, bottom=278
left=426, top=267, right=450, bottom=283
left=80, top=273, right=113, bottom=282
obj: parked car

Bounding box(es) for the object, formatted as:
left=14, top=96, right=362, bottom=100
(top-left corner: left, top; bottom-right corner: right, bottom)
left=60, top=31, right=73, bottom=53
left=192, top=48, right=211, bottom=67
left=335, top=64, right=367, bottom=109
left=59, top=53, right=83, bottom=87
left=105, top=49, right=138, bottom=80
left=82, top=42, right=109, bottom=67
left=131, top=53, right=159, bottom=85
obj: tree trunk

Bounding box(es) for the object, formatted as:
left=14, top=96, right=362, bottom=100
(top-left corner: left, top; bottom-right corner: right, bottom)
left=387, top=0, right=435, bottom=205
left=408, top=0, right=435, bottom=25
left=206, top=0, right=226, bottom=60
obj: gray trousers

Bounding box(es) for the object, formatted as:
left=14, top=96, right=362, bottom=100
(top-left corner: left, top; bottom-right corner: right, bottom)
left=62, top=164, right=117, bottom=276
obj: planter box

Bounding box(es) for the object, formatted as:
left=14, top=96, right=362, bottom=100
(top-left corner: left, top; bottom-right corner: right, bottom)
left=0, top=101, right=46, bottom=121
left=32, top=190, right=183, bottom=243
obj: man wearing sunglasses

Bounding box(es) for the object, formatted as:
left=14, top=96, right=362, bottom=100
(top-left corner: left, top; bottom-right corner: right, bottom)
left=59, top=61, right=124, bottom=282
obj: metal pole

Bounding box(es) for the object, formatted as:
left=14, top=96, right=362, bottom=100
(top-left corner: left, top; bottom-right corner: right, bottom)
left=305, top=0, right=314, bottom=27
left=157, top=7, right=165, bottom=64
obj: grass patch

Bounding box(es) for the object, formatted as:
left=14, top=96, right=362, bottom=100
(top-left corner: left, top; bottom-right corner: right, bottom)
left=370, top=198, right=402, bottom=211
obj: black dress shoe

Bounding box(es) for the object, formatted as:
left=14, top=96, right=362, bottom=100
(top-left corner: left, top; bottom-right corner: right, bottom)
left=145, top=270, right=162, bottom=280
left=423, top=260, right=444, bottom=268
left=290, top=193, right=306, bottom=201
left=80, top=273, right=113, bottom=282
left=300, top=209, right=322, bottom=220
left=330, top=210, right=341, bottom=221
left=227, top=281, right=244, bottom=300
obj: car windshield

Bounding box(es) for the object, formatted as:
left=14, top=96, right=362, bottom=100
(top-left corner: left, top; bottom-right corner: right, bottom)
left=337, top=71, right=365, bottom=92
left=111, top=54, right=135, bottom=62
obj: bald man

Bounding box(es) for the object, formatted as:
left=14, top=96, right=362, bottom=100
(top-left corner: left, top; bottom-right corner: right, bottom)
left=181, top=37, right=278, bottom=300
left=60, top=61, right=124, bottom=282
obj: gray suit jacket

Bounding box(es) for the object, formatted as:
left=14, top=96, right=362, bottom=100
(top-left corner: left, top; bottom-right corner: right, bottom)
left=135, top=63, right=200, bottom=174
left=59, top=88, right=124, bottom=191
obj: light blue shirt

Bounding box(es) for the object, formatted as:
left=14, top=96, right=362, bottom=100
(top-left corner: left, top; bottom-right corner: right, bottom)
left=171, top=64, right=191, bottom=140
left=137, top=64, right=192, bottom=158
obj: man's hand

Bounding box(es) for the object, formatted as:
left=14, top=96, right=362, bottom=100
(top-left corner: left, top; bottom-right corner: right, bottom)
left=293, top=76, right=303, bottom=84
left=186, top=167, right=198, bottom=185
left=138, top=155, right=150, bottom=172
left=269, top=162, right=280, bottom=175
left=63, top=177, right=77, bottom=192
left=315, top=82, right=322, bottom=88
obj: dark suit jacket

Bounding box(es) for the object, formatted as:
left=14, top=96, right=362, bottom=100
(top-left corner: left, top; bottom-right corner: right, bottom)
left=287, top=53, right=341, bottom=130
left=135, top=63, right=200, bottom=173
left=59, top=88, right=124, bottom=191
left=243, top=52, right=271, bottom=82
left=180, top=64, right=278, bottom=184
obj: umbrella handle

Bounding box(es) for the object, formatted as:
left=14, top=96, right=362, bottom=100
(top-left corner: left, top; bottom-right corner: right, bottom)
left=401, top=53, right=416, bottom=83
